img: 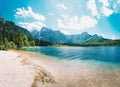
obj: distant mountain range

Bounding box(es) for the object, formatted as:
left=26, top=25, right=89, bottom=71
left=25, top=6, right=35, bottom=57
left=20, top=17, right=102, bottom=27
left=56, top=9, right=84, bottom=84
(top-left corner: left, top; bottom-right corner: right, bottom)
left=0, top=16, right=120, bottom=50
left=31, top=27, right=105, bottom=44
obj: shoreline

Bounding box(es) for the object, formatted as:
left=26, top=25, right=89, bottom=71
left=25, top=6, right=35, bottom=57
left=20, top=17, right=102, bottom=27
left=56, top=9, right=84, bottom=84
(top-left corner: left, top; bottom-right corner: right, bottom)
left=0, top=50, right=55, bottom=87
left=1, top=50, right=120, bottom=87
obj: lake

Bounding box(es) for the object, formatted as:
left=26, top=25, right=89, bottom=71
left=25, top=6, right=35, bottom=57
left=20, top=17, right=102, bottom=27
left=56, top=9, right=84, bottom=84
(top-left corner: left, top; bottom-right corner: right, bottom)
left=21, top=46, right=120, bottom=63
left=21, top=46, right=120, bottom=87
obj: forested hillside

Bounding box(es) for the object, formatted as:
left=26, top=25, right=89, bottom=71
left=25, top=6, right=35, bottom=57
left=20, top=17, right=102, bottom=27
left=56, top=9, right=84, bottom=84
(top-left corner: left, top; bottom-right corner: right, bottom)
left=0, top=17, right=35, bottom=50
left=0, top=16, right=120, bottom=50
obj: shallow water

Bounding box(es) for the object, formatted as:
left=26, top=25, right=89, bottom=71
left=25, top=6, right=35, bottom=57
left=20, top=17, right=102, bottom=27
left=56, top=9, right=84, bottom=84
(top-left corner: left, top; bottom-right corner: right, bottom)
left=22, top=46, right=120, bottom=63
left=21, top=46, right=120, bottom=87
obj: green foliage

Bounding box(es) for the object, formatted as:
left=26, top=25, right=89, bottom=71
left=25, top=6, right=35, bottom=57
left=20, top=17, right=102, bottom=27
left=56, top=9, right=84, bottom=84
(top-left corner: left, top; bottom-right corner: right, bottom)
left=24, top=40, right=30, bottom=47
left=0, top=16, right=120, bottom=49
left=0, top=32, right=3, bottom=45
left=82, top=38, right=120, bottom=46
left=9, top=41, right=17, bottom=49
left=3, top=37, right=11, bottom=49
left=34, top=39, right=54, bottom=46
left=0, top=17, right=35, bottom=50
left=29, top=41, right=35, bottom=46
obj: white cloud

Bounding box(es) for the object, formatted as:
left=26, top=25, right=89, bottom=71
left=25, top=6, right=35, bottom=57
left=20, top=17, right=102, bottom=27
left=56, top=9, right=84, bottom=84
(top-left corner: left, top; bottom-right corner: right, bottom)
left=118, top=0, right=120, bottom=4
left=111, top=35, right=116, bottom=40
left=87, top=0, right=99, bottom=17
left=15, top=6, right=46, bottom=21
left=99, top=0, right=109, bottom=7
left=101, top=34, right=105, bottom=38
left=113, top=4, right=117, bottom=9
left=57, top=3, right=68, bottom=10
left=15, top=6, right=46, bottom=31
left=87, top=0, right=114, bottom=18
left=57, top=15, right=97, bottom=34
left=101, top=7, right=113, bottom=16
left=98, top=0, right=113, bottom=17
left=19, top=22, right=46, bottom=31
left=101, top=34, right=110, bottom=39
left=101, top=34, right=114, bottom=39
left=48, top=12, right=54, bottom=16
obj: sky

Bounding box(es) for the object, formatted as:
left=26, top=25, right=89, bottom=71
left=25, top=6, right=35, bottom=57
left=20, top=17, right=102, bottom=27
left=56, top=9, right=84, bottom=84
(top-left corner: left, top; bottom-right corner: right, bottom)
left=0, top=0, right=120, bottom=39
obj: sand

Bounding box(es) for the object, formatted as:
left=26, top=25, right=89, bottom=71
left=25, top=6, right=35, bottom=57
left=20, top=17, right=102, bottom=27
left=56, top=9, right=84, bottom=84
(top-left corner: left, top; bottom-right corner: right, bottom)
left=0, top=50, right=120, bottom=87
left=0, top=50, right=55, bottom=87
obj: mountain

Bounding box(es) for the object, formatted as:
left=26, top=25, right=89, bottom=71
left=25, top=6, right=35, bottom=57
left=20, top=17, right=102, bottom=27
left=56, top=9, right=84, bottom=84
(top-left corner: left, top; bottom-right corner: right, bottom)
left=0, top=17, right=35, bottom=50
left=30, top=30, right=39, bottom=39
left=66, top=32, right=92, bottom=43
left=31, top=27, right=68, bottom=43
left=83, top=38, right=120, bottom=46
left=31, top=27, right=104, bottom=44
left=1, top=16, right=119, bottom=49
left=2, top=21, right=31, bottom=37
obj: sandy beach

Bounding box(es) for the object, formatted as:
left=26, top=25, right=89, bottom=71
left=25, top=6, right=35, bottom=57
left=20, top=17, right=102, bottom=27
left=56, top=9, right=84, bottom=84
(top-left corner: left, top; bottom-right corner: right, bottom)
left=0, top=50, right=120, bottom=87
left=0, top=50, right=55, bottom=87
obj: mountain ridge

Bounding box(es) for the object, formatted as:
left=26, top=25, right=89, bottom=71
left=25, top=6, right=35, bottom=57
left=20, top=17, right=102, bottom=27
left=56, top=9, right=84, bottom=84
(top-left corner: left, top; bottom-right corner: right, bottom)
left=31, top=27, right=105, bottom=44
left=0, top=16, right=120, bottom=49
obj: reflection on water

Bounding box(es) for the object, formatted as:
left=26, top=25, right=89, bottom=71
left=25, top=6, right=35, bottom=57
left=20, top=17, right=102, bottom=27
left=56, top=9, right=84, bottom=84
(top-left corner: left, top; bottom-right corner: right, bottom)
left=21, top=46, right=120, bottom=87
left=22, top=46, right=120, bottom=63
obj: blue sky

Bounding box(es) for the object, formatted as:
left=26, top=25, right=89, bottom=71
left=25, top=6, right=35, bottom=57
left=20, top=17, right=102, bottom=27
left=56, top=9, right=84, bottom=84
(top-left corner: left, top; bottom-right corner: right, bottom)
left=0, top=0, right=120, bottom=39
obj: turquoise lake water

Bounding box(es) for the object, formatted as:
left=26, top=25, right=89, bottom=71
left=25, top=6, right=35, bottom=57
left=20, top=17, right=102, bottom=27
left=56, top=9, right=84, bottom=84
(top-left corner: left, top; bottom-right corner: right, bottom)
left=21, top=46, right=120, bottom=63
left=21, top=46, right=120, bottom=87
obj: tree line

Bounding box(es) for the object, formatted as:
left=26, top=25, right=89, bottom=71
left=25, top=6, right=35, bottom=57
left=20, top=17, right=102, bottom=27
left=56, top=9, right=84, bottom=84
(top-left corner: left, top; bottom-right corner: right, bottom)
left=0, top=16, right=120, bottom=50
left=0, top=17, right=35, bottom=50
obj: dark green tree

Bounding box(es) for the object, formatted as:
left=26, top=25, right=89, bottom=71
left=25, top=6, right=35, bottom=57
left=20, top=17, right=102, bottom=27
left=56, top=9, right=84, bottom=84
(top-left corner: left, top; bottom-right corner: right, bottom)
left=9, top=41, right=17, bottom=49
left=3, top=37, right=10, bottom=49
left=29, top=40, right=35, bottom=46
